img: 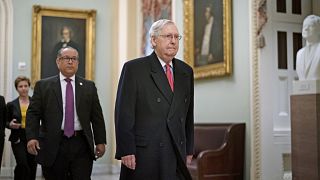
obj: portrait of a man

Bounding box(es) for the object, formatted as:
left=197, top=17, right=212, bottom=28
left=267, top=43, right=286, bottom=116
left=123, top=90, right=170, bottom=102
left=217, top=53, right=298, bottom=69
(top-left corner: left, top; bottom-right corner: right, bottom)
left=41, top=16, right=86, bottom=78
left=194, top=1, right=223, bottom=67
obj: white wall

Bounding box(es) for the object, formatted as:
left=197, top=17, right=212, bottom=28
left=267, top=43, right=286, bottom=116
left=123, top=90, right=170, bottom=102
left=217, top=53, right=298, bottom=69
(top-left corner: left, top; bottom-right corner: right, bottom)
left=174, top=0, right=251, bottom=179
left=11, top=0, right=115, bottom=168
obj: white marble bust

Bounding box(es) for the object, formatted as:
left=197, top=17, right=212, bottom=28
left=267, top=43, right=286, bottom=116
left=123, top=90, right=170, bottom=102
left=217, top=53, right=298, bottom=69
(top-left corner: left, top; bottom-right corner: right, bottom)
left=296, top=15, right=320, bottom=80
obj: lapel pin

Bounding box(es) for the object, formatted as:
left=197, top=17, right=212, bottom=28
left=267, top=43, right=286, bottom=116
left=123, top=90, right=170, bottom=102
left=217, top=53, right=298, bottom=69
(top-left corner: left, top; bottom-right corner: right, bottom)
left=80, top=82, right=83, bottom=86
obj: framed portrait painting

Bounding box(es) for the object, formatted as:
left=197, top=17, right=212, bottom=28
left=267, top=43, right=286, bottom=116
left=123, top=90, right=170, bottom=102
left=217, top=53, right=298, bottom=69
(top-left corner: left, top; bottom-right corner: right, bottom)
left=31, top=5, right=96, bottom=85
left=141, top=0, right=172, bottom=56
left=184, top=0, right=232, bottom=79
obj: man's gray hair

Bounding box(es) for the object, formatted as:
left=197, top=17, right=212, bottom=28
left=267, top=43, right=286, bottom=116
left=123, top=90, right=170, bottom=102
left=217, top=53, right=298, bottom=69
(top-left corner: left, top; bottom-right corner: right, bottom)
left=149, top=19, right=175, bottom=38
left=56, top=46, right=79, bottom=58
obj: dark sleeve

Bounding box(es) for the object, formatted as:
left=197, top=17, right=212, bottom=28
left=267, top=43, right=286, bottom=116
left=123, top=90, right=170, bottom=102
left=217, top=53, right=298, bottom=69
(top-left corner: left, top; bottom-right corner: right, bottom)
left=185, top=69, right=194, bottom=155
left=90, top=82, right=107, bottom=145
left=26, top=81, right=42, bottom=141
left=114, top=63, right=137, bottom=159
left=6, top=102, right=13, bottom=129
left=0, top=97, right=6, bottom=136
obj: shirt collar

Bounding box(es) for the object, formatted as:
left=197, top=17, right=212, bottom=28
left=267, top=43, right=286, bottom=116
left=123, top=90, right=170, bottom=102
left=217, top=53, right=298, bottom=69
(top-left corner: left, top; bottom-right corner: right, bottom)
left=59, top=72, right=75, bottom=82
left=157, top=56, right=173, bottom=68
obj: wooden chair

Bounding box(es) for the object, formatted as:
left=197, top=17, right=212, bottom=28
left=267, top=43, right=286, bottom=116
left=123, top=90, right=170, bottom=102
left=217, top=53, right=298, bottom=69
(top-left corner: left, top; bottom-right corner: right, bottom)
left=187, top=123, right=245, bottom=180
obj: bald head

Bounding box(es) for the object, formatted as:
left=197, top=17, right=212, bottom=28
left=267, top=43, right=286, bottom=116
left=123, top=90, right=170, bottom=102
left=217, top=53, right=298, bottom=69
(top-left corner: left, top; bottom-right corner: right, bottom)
left=57, top=46, right=78, bottom=59
left=56, top=47, right=79, bottom=77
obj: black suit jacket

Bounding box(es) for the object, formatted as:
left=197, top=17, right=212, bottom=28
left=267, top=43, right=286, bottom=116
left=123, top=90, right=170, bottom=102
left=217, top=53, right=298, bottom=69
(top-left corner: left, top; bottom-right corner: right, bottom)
left=26, top=75, right=106, bottom=166
left=6, top=97, right=30, bottom=142
left=0, top=96, right=6, bottom=138
left=115, top=52, right=194, bottom=179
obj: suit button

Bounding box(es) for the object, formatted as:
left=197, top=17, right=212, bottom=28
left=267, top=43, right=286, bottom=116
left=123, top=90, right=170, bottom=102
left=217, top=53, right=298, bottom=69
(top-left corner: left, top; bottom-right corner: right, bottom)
left=159, top=142, right=164, bottom=147
left=157, top=98, right=161, bottom=103
left=184, top=98, right=187, bottom=103
left=180, top=141, right=184, bottom=145
left=180, top=118, right=184, bottom=123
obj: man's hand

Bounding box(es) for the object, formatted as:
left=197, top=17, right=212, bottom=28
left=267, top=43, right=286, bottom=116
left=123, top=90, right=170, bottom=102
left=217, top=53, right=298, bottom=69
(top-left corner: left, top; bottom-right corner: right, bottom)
left=186, top=155, right=193, bottom=165
left=95, top=144, right=106, bottom=159
left=27, top=139, right=40, bottom=155
left=121, top=154, right=136, bottom=170
left=9, top=119, right=21, bottom=129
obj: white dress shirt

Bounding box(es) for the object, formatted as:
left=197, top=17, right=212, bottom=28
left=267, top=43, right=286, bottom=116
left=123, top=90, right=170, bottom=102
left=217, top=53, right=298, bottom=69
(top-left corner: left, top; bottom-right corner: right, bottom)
left=59, top=72, right=82, bottom=130
left=157, top=56, right=174, bottom=81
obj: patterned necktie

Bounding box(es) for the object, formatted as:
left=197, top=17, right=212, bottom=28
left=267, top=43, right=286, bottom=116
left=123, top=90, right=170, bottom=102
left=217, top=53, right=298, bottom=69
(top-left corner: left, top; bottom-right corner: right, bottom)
left=64, top=78, right=74, bottom=137
left=165, top=64, right=174, bottom=91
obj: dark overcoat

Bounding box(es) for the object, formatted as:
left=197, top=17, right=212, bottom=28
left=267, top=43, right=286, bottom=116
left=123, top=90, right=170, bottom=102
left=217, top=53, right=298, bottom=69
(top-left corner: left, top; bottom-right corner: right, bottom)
left=115, top=52, right=194, bottom=180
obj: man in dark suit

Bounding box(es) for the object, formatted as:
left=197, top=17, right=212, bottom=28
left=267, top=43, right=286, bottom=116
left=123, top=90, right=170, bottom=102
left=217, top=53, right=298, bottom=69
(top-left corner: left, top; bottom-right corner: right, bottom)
left=0, top=95, right=6, bottom=172
left=26, top=46, right=107, bottom=180
left=115, top=19, right=194, bottom=180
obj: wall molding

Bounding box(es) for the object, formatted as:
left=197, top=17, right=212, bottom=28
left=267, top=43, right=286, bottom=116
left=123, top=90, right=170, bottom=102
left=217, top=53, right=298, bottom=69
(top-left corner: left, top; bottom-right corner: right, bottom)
left=0, top=0, right=13, bottom=98
left=250, top=0, right=262, bottom=179
left=0, top=0, right=14, bottom=170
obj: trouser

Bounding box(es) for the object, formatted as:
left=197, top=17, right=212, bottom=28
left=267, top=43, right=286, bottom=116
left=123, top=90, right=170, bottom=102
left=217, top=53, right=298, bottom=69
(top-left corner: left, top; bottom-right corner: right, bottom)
left=0, top=137, right=4, bottom=172
left=11, top=139, right=37, bottom=180
left=42, top=132, right=93, bottom=180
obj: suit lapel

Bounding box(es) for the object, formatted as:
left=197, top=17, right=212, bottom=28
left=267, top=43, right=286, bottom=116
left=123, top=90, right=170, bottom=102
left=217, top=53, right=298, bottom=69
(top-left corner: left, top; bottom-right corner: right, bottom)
left=75, top=76, right=83, bottom=109
left=53, top=75, right=82, bottom=114
left=53, top=75, right=63, bottom=112
left=13, top=98, right=22, bottom=120
left=167, top=59, right=188, bottom=119
left=149, top=52, right=174, bottom=103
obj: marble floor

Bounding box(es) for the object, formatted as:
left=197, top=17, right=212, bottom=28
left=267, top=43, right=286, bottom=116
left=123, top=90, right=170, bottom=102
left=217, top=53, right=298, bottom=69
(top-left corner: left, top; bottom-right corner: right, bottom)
left=91, top=174, right=119, bottom=180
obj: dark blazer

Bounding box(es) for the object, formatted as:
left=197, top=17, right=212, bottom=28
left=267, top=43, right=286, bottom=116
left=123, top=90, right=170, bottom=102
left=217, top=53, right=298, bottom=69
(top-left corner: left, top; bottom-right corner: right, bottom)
left=115, top=52, right=194, bottom=179
left=0, top=96, right=6, bottom=138
left=6, top=97, right=30, bottom=142
left=26, top=75, right=106, bottom=167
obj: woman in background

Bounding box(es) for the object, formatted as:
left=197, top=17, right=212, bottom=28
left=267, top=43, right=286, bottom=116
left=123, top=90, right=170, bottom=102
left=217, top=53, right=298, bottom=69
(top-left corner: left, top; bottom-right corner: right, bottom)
left=7, top=76, right=36, bottom=180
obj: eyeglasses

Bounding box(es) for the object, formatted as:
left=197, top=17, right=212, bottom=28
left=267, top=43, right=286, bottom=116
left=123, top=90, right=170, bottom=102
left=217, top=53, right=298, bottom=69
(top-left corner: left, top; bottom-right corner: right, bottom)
left=59, top=56, right=78, bottom=63
left=158, top=34, right=182, bottom=41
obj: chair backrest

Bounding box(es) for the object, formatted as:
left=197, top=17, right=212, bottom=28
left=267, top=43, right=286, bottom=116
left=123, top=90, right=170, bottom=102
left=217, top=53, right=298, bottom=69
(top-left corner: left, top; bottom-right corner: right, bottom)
left=192, top=123, right=245, bottom=179
left=194, top=124, right=229, bottom=156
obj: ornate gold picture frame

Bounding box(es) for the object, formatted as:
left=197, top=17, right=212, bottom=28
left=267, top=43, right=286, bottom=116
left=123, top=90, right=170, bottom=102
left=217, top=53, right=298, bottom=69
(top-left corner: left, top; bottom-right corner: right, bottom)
left=184, top=0, right=232, bottom=79
left=31, top=5, right=96, bottom=86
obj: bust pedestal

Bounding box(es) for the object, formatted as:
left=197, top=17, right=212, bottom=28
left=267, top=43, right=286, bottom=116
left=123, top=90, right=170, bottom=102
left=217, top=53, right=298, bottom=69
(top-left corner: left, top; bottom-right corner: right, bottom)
left=291, top=80, right=320, bottom=180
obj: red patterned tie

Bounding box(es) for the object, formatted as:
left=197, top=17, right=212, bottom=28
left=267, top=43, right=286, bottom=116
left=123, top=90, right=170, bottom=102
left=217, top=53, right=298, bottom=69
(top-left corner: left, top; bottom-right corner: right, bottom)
left=64, top=78, right=74, bottom=137
left=165, top=64, right=174, bottom=91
